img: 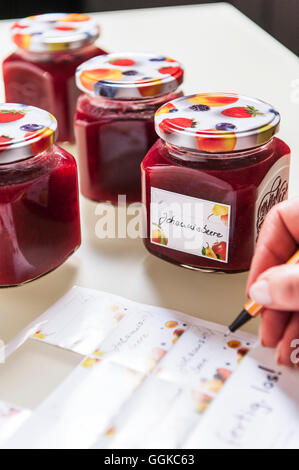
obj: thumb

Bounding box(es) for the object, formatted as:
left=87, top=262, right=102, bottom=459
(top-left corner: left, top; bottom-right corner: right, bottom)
left=249, top=264, right=299, bottom=311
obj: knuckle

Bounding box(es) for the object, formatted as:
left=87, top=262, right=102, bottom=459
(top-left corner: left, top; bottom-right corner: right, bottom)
left=260, top=198, right=297, bottom=236
left=258, top=206, right=280, bottom=237
left=280, top=276, right=299, bottom=304
left=267, top=204, right=285, bottom=227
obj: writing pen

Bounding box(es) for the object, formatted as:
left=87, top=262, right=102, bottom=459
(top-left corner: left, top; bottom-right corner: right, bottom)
left=227, top=249, right=299, bottom=334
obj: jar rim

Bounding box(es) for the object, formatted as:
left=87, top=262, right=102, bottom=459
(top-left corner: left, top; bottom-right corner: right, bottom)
left=164, top=137, right=275, bottom=160
left=86, top=88, right=182, bottom=105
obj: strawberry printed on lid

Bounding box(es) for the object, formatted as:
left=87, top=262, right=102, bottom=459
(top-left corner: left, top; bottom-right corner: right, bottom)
left=109, top=58, right=135, bottom=66
left=54, top=25, right=76, bottom=32
left=155, top=93, right=280, bottom=152
left=222, top=105, right=264, bottom=118
left=0, top=135, right=13, bottom=142
left=0, top=103, right=57, bottom=164
left=11, top=13, right=100, bottom=52
left=0, top=135, right=13, bottom=151
left=76, top=52, right=184, bottom=99
left=159, top=117, right=197, bottom=135
left=0, top=110, right=25, bottom=123
left=158, top=66, right=182, bottom=79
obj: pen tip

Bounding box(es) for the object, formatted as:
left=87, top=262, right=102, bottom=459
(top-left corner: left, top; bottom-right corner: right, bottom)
left=224, top=329, right=231, bottom=338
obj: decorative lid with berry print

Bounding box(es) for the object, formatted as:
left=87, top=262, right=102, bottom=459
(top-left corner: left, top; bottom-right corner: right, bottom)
left=76, top=52, right=184, bottom=99
left=155, top=93, right=281, bottom=152
left=0, top=103, right=57, bottom=164
left=11, top=13, right=100, bottom=52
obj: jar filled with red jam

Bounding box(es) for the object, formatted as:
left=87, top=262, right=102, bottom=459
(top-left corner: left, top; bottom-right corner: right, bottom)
left=3, top=13, right=106, bottom=143
left=0, top=103, right=81, bottom=287
left=75, top=52, right=184, bottom=203
left=142, top=93, right=290, bottom=273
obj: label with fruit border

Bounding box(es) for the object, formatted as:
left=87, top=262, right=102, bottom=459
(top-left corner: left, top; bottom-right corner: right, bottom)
left=254, top=154, right=290, bottom=241
left=150, top=187, right=231, bottom=263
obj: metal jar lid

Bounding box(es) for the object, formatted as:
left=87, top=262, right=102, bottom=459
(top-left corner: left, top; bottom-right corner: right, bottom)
left=0, top=103, right=57, bottom=164
left=155, top=93, right=280, bottom=152
left=76, top=52, right=184, bottom=99
left=11, top=13, right=100, bottom=53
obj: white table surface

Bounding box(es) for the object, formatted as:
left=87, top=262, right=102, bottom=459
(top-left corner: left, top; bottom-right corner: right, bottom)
left=0, top=3, right=298, bottom=411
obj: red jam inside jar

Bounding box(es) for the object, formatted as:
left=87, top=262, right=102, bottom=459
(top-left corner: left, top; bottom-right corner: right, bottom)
left=3, top=13, right=106, bottom=143
left=75, top=53, right=184, bottom=204
left=141, top=93, right=290, bottom=273
left=0, top=103, right=81, bottom=286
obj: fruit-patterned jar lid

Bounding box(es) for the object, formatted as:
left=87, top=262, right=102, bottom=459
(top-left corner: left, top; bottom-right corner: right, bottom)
left=76, top=52, right=184, bottom=99
left=0, top=103, right=57, bottom=164
left=11, top=13, right=100, bottom=52
left=155, top=93, right=281, bottom=152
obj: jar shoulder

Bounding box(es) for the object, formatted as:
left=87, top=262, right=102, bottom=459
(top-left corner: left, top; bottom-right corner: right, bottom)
left=142, top=137, right=291, bottom=170
left=3, top=52, right=22, bottom=66
left=75, top=91, right=183, bottom=123
left=141, top=139, right=166, bottom=168
left=3, top=45, right=105, bottom=73
left=0, top=144, right=77, bottom=186
left=141, top=137, right=291, bottom=193
left=273, top=137, right=291, bottom=159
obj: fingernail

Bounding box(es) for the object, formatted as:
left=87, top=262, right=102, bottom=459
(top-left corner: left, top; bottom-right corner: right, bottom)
left=249, top=280, right=272, bottom=306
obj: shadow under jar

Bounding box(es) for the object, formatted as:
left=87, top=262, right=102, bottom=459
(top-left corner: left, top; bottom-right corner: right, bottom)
left=0, top=103, right=81, bottom=287
left=75, top=52, right=184, bottom=204
left=3, top=13, right=107, bottom=143
left=141, top=93, right=290, bottom=273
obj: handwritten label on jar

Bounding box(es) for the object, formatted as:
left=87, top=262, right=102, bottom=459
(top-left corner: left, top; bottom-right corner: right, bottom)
left=150, top=187, right=231, bottom=263
left=255, top=154, right=290, bottom=241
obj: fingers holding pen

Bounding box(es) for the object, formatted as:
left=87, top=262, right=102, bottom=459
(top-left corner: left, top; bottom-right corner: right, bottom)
left=247, top=199, right=299, bottom=294
left=250, top=264, right=299, bottom=367
left=249, top=264, right=299, bottom=311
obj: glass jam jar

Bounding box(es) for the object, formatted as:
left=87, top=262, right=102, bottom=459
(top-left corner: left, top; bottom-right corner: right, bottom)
left=141, top=93, right=290, bottom=273
left=75, top=52, right=184, bottom=203
left=3, top=13, right=106, bottom=143
left=0, top=103, right=81, bottom=287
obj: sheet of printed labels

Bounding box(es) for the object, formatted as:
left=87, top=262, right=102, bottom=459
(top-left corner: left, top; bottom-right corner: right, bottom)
left=1, top=286, right=299, bottom=449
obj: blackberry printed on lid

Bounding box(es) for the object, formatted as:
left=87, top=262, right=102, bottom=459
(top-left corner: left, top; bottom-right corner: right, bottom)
left=155, top=93, right=281, bottom=152
left=11, top=13, right=100, bottom=52
left=76, top=52, right=184, bottom=99
left=0, top=103, right=57, bottom=164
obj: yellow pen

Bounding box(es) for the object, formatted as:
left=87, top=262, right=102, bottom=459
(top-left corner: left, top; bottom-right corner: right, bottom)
left=228, top=249, right=299, bottom=333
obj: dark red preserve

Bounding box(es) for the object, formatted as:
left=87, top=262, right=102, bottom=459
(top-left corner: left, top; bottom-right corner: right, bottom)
left=3, top=13, right=106, bottom=143
left=75, top=52, right=184, bottom=203
left=0, top=103, right=81, bottom=286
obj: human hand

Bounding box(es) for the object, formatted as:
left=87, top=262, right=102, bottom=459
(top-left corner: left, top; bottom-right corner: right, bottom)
left=247, top=198, right=299, bottom=367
